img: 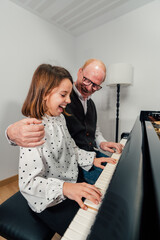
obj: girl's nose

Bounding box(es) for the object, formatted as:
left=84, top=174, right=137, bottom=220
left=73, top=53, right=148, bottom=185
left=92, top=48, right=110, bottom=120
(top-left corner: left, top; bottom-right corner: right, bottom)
left=66, top=95, right=71, bottom=103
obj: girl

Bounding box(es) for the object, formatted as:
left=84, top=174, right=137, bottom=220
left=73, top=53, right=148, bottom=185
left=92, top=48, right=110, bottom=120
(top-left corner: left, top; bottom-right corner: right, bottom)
left=19, top=64, right=115, bottom=235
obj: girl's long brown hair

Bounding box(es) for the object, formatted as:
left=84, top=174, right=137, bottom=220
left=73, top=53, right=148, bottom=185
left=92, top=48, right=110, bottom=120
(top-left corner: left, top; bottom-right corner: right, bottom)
left=22, top=64, right=73, bottom=119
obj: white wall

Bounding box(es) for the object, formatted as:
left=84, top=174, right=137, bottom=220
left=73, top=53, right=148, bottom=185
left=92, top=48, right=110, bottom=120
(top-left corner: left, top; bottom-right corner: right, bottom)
left=0, top=0, right=75, bottom=180
left=75, top=0, right=160, bottom=142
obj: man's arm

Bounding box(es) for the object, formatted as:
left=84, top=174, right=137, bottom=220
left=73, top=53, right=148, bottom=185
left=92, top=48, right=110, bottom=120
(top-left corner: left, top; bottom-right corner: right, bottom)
left=95, top=124, right=107, bottom=147
left=6, top=118, right=45, bottom=147
left=95, top=125, right=123, bottom=153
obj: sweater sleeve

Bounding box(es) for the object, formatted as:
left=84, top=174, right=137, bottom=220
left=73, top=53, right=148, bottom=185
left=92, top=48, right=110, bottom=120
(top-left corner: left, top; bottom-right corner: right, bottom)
left=19, top=146, right=65, bottom=213
left=95, top=124, right=107, bottom=148
left=5, top=126, right=17, bottom=146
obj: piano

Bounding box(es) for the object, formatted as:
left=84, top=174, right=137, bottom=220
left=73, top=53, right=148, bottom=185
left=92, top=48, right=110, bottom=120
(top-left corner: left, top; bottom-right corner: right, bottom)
left=62, top=110, right=160, bottom=240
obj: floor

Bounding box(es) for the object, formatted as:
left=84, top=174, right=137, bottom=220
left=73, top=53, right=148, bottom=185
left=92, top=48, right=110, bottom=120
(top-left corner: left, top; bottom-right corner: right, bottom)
left=0, top=178, right=61, bottom=240
left=0, top=178, right=19, bottom=205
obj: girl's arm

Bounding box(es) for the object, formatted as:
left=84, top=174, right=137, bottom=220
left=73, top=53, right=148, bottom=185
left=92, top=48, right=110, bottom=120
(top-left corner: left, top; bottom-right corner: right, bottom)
left=71, top=139, right=95, bottom=171
left=19, top=146, right=65, bottom=213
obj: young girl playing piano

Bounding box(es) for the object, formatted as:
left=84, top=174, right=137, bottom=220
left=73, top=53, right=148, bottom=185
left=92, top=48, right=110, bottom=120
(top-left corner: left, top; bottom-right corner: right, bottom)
left=19, top=64, right=115, bottom=235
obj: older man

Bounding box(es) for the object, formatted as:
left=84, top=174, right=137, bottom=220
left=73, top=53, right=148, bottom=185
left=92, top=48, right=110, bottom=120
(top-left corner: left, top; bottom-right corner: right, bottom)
left=7, top=59, right=123, bottom=184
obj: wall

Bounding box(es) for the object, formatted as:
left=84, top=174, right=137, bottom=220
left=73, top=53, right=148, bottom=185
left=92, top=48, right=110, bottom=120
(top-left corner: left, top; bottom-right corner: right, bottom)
left=0, top=0, right=75, bottom=180
left=75, top=0, right=160, bottom=142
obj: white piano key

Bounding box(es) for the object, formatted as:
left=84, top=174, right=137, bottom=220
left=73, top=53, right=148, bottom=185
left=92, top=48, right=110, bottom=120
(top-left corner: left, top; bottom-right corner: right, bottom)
left=95, top=182, right=106, bottom=190
left=84, top=199, right=101, bottom=211
left=112, top=154, right=120, bottom=160
left=96, top=177, right=107, bottom=183
left=85, top=205, right=98, bottom=214
left=69, top=210, right=96, bottom=231
left=99, top=172, right=112, bottom=180
left=102, top=168, right=114, bottom=174
left=99, top=173, right=112, bottom=182
left=64, top=228, right=86, bottom=240
left=96, top=174, right=112, bottom=187
left=97, top=178, right=110, bottom=185
left=100, top=188, right=108, bottom=197
left=69, top=220, right=91, bottom=235
left=73, top=214, right=93, bottom=226
left=68, top=209, right=97, bottom=238
left=102, top=166, right=115, bottom=174
left=120, top=138, right=127, bottom=145
left=103, top=165, right=116, bottom=173
left=100, top=173, right=113, bottom=179
left=101, top=170, right=113, bottom=177
left=95, top=178, right=106, bottom=185
left=95, top=182, right=107, bottom=190
left=61, top=237, right=70, bottom=240
left=106, top=163, right=117, bottom=169
left=77, top=208, right=97, bottom=219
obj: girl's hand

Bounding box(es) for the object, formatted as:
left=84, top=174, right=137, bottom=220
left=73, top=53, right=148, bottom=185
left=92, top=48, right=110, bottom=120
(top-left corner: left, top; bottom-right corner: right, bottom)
left=93, top=157, right=117, bottom=169
left=63, top=182, right=102, bottom=210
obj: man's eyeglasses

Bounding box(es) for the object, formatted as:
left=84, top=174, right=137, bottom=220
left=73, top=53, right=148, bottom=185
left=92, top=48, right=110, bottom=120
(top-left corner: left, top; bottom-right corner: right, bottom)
left=82, top=76, right=102, bottom=91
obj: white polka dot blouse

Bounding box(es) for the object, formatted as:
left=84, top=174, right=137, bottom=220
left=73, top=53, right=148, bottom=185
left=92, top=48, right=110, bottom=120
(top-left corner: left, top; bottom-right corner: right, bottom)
left=19, top=114, right=95, bottom=213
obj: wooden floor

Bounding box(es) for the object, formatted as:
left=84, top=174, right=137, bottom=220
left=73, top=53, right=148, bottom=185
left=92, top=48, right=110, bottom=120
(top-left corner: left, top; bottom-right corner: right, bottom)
left=0, top=176, right=61, bottom=240
left=0, top=177, right=19, bottom=240
left=0, top=177, right=19, bottom=205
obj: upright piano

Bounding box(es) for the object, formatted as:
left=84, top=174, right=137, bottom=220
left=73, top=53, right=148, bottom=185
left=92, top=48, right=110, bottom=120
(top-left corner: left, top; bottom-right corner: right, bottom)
left=62, top=110, right=160, bottom=240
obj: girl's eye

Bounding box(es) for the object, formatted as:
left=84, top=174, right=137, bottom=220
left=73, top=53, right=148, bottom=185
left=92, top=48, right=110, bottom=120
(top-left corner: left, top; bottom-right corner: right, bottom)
left=61, top=94, right=66, bottom=97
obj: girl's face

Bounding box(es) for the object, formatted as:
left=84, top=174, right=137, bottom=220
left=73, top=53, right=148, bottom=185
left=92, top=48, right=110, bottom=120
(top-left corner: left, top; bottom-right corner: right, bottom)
left=44, top=78, right=72, bottom=116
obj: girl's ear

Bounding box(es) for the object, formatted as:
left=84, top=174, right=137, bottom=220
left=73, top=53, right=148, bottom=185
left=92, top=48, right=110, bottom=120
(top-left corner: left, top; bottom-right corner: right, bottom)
left=44, top=94, right=48, bottom=101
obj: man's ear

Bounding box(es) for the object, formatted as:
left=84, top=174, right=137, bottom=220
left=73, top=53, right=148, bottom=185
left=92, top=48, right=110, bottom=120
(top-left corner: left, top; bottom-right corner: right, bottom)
left=77, top=68, right=82, bottom=78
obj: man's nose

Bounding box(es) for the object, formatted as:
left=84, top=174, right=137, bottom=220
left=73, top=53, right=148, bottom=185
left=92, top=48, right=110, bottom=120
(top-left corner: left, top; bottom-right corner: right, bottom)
left=86, top=84, right=93, bottom=92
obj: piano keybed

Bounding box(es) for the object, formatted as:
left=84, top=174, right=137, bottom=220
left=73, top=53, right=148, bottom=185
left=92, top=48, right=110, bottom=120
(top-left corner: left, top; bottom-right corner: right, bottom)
left=61, top=138, right=127, bottom=240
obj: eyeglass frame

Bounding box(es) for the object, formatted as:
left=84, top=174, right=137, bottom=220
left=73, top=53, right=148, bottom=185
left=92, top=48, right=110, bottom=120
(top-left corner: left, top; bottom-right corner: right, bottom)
left=82, top=74, right=102, bottom=91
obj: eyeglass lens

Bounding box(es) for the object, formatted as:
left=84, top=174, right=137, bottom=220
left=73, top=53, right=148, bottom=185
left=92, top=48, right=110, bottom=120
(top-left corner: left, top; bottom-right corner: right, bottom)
left=83, top=77, right=101, bottom=90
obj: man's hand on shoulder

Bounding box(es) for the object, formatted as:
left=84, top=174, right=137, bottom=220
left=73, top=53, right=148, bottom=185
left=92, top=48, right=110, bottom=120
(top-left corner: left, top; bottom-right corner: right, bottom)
left=7, top=118, right=45, bottom=147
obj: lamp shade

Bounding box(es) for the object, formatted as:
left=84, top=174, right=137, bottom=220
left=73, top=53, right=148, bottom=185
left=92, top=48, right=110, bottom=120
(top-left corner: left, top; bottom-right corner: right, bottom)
left=107, top=63, right=133, bottom=86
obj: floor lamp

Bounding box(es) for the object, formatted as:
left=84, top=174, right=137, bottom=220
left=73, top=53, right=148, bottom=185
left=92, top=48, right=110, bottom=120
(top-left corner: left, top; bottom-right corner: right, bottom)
left=107, top=63, right=133, bottom=142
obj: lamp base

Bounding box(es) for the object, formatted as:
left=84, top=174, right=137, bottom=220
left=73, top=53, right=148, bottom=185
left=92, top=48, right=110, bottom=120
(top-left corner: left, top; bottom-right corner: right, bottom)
left=115, top=84, right=120, bottom=143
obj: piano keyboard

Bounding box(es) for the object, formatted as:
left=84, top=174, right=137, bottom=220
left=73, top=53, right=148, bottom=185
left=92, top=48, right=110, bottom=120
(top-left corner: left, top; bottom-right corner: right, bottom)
left=61, top=138, right=127, bottom=240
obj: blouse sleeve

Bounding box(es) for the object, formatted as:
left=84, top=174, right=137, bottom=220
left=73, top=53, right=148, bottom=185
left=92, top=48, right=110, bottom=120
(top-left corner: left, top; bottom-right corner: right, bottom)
left=19, top=146, right=65, bottom=213
left=71, top=139, right=96, bottom=171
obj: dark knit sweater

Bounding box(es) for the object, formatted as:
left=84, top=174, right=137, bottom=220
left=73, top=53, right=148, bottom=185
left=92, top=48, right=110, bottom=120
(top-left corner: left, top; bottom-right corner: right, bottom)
left=64, top=89, right=97, bottom=151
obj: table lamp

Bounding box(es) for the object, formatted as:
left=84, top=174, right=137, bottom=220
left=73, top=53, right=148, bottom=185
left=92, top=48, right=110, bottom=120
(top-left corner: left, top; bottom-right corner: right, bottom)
left=107, top=63, right=133, bottom=142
